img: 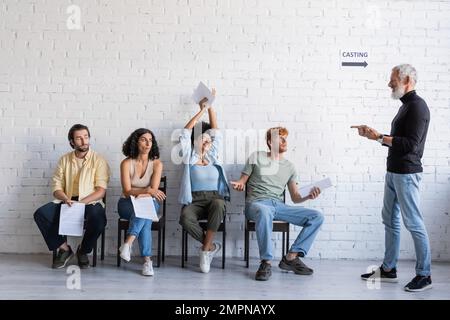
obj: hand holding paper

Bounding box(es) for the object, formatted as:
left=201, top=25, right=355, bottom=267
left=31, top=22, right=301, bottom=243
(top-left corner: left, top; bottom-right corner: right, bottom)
left=192, top=82, right=215, bottom=108
left=308, top=186, right=321, bottom=199
left=58, top=202, right=85, bottom=236
left=299, top=177, right=332, bottom=199
left=130, top=196, right=159, bottom=222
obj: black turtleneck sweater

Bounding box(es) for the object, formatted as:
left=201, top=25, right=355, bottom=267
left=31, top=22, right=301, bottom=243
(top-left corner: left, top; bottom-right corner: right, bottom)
left=384, top=90, right=430, bottom=174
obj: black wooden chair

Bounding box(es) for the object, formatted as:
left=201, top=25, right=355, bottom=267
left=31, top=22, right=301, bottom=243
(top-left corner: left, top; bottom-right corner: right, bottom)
left=117, top=176, right=167, bottom=267
left=181, top=208, right=227, bottom=269
left=244, top=190, right=289, bottom=267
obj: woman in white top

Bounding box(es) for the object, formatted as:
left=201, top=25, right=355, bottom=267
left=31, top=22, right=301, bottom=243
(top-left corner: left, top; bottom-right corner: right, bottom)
left=118, top=128, right=165, bottom=276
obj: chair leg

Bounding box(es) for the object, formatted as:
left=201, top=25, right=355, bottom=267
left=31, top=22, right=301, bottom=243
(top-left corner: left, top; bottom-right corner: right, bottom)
left=101, top=230, right=105, bottom=261
left=222, top=229, right=226, bottom=269
left=286, top=228, right=290, bottom=255
left=53, top=249, right=57, bottom=261
left=117, top=223, right=121, bottom=267
left=156, top=228, right=161, bottom=268
left=92, top=241, right=97, bottom=267
left=123, top=230, right=127, bottom=263
left=245, top=227, right=249, bottom=268
left=282, top=231, right=286, bottom=257
left=181, top=229, right=185, bottom=268
left=184, top=230, right=188, bottom=262
left=162, top=223, right=166, bottom=263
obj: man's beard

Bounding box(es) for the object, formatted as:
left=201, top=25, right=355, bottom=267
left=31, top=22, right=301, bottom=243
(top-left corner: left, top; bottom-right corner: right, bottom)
left=271, top=146, right=286, bottom=155
left=75, top=145, right=89, bottom=152
left=391, top=85, right=406, bottom=99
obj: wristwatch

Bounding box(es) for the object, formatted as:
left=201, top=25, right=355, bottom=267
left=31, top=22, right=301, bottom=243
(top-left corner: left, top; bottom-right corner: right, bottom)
left=377, top=134, right=384, bottom=144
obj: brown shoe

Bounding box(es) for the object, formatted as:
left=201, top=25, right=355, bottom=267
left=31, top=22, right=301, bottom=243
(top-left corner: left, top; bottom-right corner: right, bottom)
left=76, top=246, right=90, bottom=269
left=255, top=261, right=272, bottom=281
left=52, top=246, right=74, bottom=269
left=279, top=256, right=313, bottom=275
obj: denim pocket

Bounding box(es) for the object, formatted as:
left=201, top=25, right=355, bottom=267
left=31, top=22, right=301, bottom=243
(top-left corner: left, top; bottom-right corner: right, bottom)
left=408, top=173, right=421, bottom=188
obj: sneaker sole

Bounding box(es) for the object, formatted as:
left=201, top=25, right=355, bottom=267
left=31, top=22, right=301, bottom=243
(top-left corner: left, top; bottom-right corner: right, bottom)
left=279, top=261, right=313, bottom=275
left=53, top=252, right=74, bottom=269
left=119, top=248, right=131, bottom=262
left=200, top=252, right=211, bottom=273
left=255, top=274, right=272, bottom=281
left=404, top=284, right=432, bottom=292
left=120, top=254, right=131, bottom=262
left=361, top=276, right=398, bottom=283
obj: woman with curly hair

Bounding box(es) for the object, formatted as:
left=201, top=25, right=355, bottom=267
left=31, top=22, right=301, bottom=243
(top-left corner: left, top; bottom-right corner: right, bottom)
left=117, top=128, right=166, bottom=276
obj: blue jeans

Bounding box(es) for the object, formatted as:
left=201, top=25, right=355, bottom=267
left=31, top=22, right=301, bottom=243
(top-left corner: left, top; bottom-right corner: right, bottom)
left=245, top=199, right=324, bottom=261
left=117, top=197, right=161, bottom=257
left=382, top=172, right=431, bottom=276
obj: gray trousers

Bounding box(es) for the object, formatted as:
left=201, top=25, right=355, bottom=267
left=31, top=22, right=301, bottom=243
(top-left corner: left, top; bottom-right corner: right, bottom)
left=179, top=191, right=225, bottom=243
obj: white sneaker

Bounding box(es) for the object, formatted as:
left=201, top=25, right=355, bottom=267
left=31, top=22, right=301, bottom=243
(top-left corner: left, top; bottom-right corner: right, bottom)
left=211, top=242, right=222, bottom=256
left=142, top=260, right=154, bottom=276
left=208, top=242, right=222, bottom=264
left=199, top=250, right=211, bottom=273
left=119, top=243, right=131, bottom=262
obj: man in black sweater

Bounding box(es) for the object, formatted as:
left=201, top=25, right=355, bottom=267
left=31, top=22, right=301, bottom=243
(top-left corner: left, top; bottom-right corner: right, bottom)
left=352, top=64, right=432, bottom=292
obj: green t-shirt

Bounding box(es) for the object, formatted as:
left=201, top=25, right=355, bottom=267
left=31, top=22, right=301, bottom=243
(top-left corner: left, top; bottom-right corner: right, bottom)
left=242, top=151, right=298, bottom=202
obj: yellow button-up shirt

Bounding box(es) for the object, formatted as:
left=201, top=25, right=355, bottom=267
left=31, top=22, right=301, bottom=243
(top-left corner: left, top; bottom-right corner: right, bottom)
left=52, top=149, right=110, bottom=207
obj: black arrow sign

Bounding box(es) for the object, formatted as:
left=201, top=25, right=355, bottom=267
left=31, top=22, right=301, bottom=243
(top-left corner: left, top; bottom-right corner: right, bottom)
left=342, top=61, right=368, bottom=68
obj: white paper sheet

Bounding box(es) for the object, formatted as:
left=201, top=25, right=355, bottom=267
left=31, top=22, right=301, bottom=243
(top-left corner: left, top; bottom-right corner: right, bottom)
left=299, top=177, right=333, bottom=198
left=192, top=81, right=215, bottom=107
left=130, top=196, right=159, bottom=222
left=58, top=202, right=85, bottom=236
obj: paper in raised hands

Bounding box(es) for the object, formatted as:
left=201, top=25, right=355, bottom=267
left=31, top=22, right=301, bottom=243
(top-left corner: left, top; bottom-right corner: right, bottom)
left=192, top=81, right=215, bottom=107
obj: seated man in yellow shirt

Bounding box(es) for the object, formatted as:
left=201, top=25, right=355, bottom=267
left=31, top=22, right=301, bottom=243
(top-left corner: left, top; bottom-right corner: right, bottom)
left=34, top=124, right=110, bottom=269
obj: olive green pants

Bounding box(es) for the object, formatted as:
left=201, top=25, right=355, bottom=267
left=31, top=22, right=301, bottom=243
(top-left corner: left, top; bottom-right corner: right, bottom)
left=179, top=191, right=225, bottom=243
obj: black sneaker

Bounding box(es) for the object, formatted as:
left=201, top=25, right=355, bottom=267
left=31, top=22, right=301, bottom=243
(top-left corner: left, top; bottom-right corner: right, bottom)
left=404, top=275, right=432, bottom=292
left=279, top=256, right=313, bottom=275
left=52, top=246, right=74, bottom=269
left=76, top=246, right=90, bottom=269
left=361, top=265, right=398, bottom=283
left=255, top=261, right=272, bottom=281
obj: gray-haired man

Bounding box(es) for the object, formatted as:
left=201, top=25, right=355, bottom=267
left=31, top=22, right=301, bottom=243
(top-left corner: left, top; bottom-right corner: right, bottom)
left=353, top=64, right=432, bottom=292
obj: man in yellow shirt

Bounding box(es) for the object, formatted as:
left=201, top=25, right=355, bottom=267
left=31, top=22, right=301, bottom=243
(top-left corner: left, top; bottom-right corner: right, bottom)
left=34, top=124, right=110, bottom=269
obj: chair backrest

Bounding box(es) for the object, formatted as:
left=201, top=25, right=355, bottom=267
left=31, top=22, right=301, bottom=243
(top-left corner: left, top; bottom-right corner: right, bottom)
left=158, top=176, right=167, bottom=220
left=159, top=175, right=167, bottom=193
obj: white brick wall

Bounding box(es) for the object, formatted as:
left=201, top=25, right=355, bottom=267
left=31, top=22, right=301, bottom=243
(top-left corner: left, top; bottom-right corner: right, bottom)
left=0, top=0, right=449, bottom=261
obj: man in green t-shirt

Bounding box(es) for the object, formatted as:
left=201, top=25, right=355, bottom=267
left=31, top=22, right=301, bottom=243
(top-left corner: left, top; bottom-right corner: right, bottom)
left=231, top=127, right=324, bottom=281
